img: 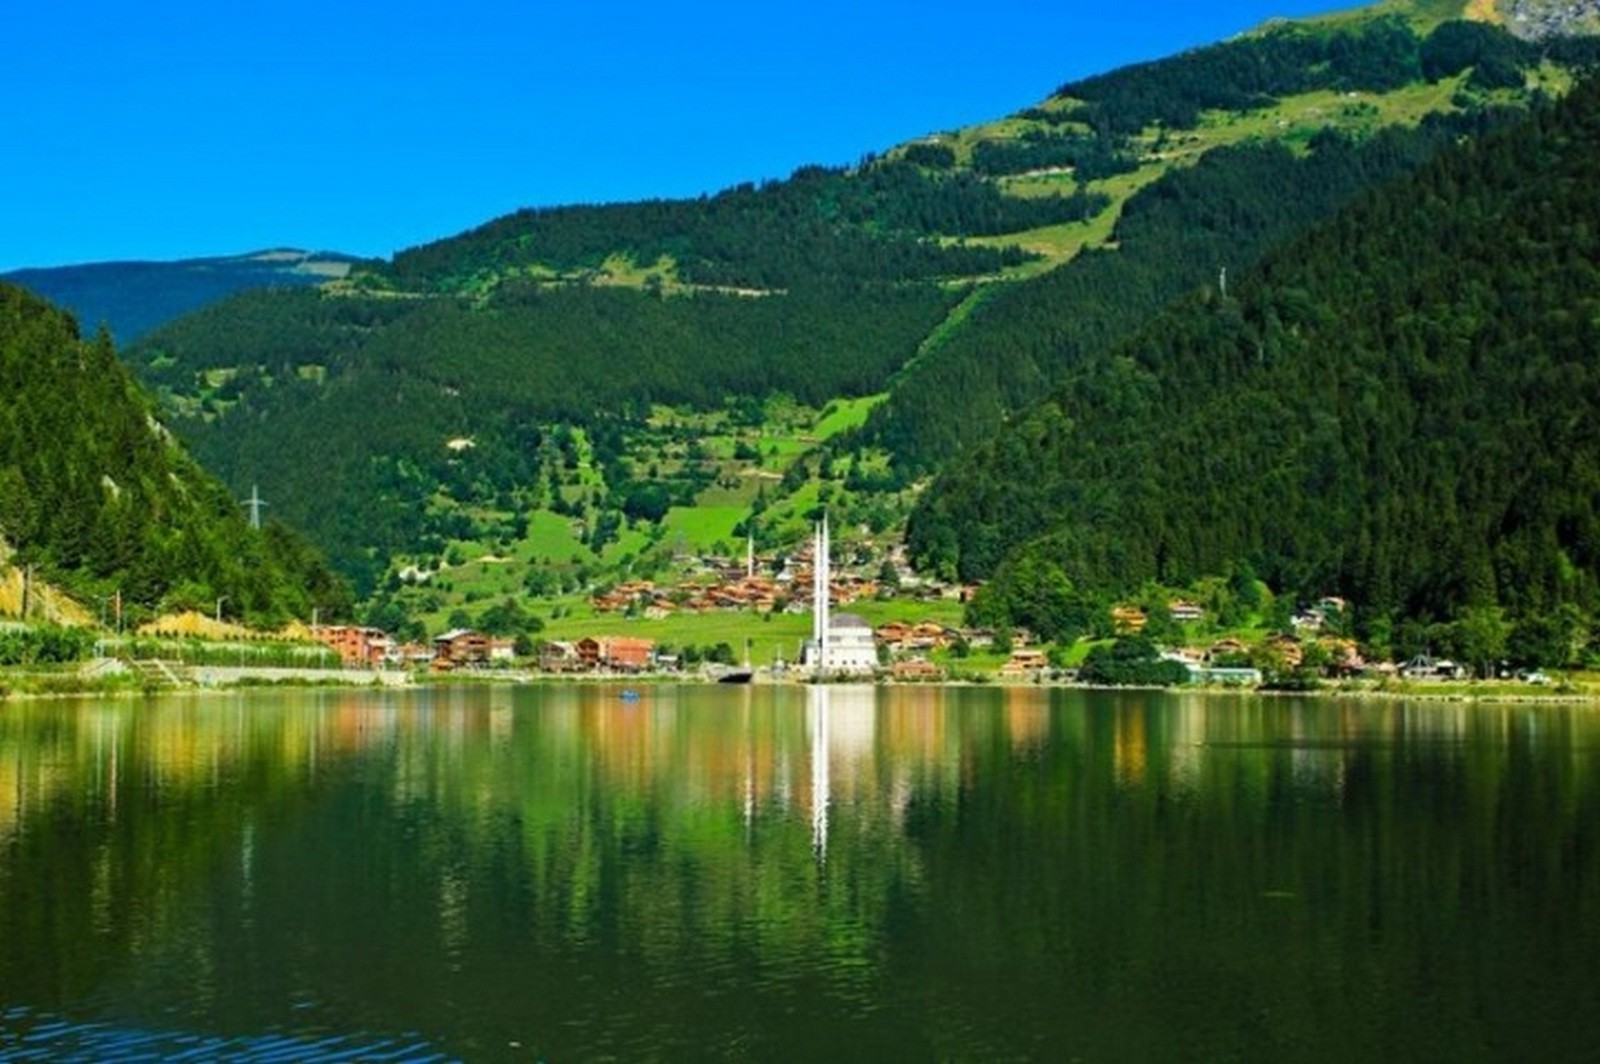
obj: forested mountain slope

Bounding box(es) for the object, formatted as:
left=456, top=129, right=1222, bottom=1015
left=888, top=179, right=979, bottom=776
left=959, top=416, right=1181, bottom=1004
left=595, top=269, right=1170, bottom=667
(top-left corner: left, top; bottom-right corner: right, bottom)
left=122, top=3, right=1599, bottom=600
left=865, top=14, right=1600, bottom=468
left=907, top=76, right=1600, bottom=635
left=136, top=283, right=959, bottom=585
left=865, top=109, right=1512, bottom=467
left=0, top=284, right=347, bottom=623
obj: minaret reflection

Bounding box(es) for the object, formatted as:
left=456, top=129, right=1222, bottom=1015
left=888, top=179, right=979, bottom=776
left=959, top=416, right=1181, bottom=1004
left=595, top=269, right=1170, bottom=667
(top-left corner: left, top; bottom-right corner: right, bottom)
left=809, top=684, right=830, bottom=861
left=808, top=684, right=877, bottom=864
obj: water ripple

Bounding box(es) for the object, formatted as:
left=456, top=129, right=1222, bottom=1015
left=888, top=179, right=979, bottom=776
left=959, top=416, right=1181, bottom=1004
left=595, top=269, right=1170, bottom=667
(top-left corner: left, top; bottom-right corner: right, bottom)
left=0, top=1007, right=449, bottom=1063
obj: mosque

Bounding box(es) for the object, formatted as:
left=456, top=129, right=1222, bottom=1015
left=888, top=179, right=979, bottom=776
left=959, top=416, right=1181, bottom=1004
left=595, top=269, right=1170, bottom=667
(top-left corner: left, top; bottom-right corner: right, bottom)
left=802, top=515, right=878, bottom=676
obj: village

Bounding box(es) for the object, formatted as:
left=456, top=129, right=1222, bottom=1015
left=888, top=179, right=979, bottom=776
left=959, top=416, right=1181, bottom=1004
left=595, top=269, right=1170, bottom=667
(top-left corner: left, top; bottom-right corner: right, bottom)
left=293, top=526, right=1468, bottom=687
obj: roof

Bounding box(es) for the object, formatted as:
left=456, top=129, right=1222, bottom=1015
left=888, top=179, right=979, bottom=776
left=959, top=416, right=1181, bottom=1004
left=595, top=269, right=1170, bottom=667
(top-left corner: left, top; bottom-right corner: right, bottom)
left=830, top=612, right=872, bottom=630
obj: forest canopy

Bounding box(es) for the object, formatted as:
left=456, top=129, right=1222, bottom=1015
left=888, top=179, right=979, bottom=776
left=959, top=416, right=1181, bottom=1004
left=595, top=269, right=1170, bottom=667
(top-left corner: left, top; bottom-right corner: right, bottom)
left=0, top=284, right=348, bottom=623
left=908, top=77, right=1600, bottom=637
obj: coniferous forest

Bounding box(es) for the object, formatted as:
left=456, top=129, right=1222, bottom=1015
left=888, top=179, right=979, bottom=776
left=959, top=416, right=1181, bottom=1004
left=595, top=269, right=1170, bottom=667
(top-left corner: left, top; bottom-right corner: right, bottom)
left=0, top=284, right=348, bottom=623
left=864, top=108, right=1522, bottom=469
left=907, top=76, right=1600, bottom=650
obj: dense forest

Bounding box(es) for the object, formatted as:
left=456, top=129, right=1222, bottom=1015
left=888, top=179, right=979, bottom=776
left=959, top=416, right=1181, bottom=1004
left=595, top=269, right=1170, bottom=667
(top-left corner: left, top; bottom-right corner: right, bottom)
left=0, top=284, right=348, bottom=623
left=865, top=10, right=1600, bottom=472
left=1052, top=13, right=1600, bottom=133
left=908, top=77, right=1600, bottom=643
left=865, top=108, right=1523, bottom=469
left=382, top=161, right=1102, bottom=292
left=133, top=282, right=960, bottom=585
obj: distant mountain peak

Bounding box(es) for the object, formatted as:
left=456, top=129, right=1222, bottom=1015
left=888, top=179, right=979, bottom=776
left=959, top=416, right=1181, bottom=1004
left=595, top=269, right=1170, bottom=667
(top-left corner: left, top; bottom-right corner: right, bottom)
left=0, top=248, right=357, bottom=342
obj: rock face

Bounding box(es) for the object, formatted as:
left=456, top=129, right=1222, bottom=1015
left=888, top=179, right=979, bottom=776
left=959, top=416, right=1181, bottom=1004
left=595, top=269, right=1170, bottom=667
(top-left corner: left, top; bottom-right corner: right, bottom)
left=1504, top=0, right=1600, bottom=39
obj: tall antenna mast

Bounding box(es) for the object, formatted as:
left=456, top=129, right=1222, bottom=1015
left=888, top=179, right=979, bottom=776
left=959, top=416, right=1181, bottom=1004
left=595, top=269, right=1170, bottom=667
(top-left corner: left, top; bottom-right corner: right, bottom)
left=244, top=484, right=268, bottom=530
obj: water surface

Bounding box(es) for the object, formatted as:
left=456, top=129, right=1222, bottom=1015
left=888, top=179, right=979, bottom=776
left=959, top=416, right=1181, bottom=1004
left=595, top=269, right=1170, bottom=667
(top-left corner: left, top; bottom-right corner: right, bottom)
left=1, top=685, right=1597, bottom=1061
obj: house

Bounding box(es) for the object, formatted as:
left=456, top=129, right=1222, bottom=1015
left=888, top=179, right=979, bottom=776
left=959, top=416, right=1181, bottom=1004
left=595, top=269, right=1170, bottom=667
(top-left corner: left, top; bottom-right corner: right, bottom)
left=910, top=621, right=955, bottom=650
left=1265, top=633, right=1304, bottom=668
left=1292, top=610, right=1325, bottom=632
left=1318, top=638, right=1364, bottom=675
left=1000, top=649, right=1050, bottom=677
left=489, top=638, right=517, bottom=662
left=310, top=624, right=391, bottom=668
left=434, top=628, right=491, bottom=668
left=1401, top=655, right=1464, bottom=680
left=875, top=620, right=913, bottom=649
left=1111, top=605, right=1148, bottom=634
left=1208, top=637, right=1249, bottom=662
left=891, top=659, right=946, bottom=682
left=540, top=640, right=580, bottom=673
left=1169, top=600, right=1204, bottom=623
left=603, top=636, right=656, bottom=672
left=393, top=642, right=435, bottom=667
left=576, top=637, right=603, bottom=670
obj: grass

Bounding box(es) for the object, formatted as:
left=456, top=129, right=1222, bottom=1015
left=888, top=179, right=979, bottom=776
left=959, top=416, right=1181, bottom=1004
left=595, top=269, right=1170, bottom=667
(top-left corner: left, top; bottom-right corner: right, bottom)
left=813, top=395, right=884, bottom=440
left=662, top=506, right=746, bottom=552
left=954, top=71, right=1482, bottom=277
left=517, top=510, right=587, bottom=564
left=541, top=608, right=812, bottom=669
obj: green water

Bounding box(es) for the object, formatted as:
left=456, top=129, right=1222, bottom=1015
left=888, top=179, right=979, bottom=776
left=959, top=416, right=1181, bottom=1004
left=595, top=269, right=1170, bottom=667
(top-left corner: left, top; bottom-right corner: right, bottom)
left=1, top=685, right=1597, bottom=1061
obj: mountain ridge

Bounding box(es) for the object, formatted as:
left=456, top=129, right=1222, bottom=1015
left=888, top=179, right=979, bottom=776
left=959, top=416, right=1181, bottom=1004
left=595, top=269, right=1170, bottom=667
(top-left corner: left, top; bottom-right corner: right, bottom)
left=1, top=249, right=361, bottom=343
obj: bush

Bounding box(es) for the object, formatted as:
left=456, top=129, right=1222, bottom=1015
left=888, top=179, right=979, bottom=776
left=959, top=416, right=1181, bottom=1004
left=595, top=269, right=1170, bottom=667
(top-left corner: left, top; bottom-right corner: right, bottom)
left=1078, top=636, right=1190, bottom=686
left=0, top=625, right=96, bottom=665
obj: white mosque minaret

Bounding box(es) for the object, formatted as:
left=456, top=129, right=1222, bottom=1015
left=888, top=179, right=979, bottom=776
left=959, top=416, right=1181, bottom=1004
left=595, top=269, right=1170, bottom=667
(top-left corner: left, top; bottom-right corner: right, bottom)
left=805, top=514, right=877, bottom=676
left=811, top=513, right=831, bottom=672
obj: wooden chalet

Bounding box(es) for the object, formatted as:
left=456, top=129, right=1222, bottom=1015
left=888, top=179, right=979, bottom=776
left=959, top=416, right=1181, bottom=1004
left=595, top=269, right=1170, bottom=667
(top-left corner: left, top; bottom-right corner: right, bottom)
left=434, top=628, right=492, bottom=668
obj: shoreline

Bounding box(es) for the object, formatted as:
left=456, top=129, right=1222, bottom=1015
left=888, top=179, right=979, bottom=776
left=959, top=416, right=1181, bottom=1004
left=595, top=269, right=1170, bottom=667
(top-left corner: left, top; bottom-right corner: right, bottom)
left=1, top=662, right=1596, bottom=705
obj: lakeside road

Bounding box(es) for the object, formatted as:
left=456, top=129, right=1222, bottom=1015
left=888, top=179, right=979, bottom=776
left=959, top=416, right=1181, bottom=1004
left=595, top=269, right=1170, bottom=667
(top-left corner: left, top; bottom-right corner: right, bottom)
left=189, top=665, right=413, bottom=688
left=2, top=661, right=1596, bottom=701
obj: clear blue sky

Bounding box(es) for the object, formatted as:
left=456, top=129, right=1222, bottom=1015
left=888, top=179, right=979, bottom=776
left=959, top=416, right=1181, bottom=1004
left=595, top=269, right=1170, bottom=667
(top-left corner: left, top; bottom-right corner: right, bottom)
left=2, top=0, right=1352, bottom=270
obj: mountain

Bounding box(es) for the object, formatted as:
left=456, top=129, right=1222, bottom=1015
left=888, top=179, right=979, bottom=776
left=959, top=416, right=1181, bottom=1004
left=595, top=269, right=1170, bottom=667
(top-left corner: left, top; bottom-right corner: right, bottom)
left=118, top=2, right=1600, bottom=615
left=1, top=249, right=359, bottom=344
left=906, top=74, right=1600, bottom=647
left=862, top=9, right=1600, bottom=468
left=1499, top=0, right=1600, bottom=39
left=0, top=284, right=349, bottom=625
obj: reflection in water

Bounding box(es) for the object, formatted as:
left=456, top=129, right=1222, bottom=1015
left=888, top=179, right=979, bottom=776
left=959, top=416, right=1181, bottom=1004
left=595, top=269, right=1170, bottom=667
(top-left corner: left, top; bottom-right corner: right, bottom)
left=809, top=684, right=829, bottom=861
left=1, top=686, right=1598, bottom=1060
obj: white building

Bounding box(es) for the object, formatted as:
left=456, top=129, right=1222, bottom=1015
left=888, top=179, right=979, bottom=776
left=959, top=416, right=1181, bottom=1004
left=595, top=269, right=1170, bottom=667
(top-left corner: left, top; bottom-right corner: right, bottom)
left=823, top=612, right=878, bottom=673
left=803, top=515, right=877, bottom=676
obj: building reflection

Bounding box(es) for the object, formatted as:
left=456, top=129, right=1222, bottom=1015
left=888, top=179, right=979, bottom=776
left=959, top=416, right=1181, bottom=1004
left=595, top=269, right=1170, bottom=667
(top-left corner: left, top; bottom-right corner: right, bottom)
left=0, top=685, right=1548, bottom=847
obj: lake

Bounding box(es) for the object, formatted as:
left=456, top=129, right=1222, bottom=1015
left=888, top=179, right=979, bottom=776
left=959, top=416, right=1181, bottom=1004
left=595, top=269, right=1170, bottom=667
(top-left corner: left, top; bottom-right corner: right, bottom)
left=1, top=684, right=1597, bottom=1061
